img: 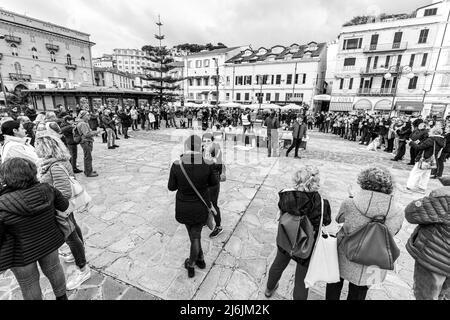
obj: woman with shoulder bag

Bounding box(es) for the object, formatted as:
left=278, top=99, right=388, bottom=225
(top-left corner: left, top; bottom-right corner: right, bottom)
left=325, top=166, right=404, bottom=300
left=0, top=158, right=69, bottom=300
left=407, top=126, right=445, bottom=194
left=35, top=132, right=91, bottom=290
left=265, top=166, right=332, bottom=300
left=168, top=135, right=219, bottom=278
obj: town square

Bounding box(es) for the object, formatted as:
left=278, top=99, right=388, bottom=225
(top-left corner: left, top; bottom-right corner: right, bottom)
left=0, top=0, right=449, bottom=303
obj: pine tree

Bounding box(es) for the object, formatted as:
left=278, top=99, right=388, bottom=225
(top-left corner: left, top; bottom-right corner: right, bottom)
left=142, top=15, right=181, bottom=108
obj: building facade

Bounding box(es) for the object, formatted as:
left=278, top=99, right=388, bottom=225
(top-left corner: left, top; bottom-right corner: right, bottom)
left=0, top=8, right=95, bottom=95
left=93, top=54, right=115, bottom=69
left=113, top=48, right=158, bottom=77
left=94, top=67, right=135, bottom=90
left=330, top=0, right=450, bottom=118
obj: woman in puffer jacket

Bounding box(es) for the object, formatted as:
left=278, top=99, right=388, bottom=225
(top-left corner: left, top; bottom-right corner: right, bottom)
left=265, top=166, right=332, bottom=300
left=326, top=166, right=404, bottom=300
left=405, top=186, right=450, bottom=300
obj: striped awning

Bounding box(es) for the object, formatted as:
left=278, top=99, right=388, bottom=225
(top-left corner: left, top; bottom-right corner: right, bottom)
left=396, top=101, right=423, bottom=112
left=329, top=102, right=353, bottom=112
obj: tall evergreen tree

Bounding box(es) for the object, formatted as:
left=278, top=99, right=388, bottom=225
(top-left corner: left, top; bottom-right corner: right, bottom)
left=142, top=15, right=181, bottom=108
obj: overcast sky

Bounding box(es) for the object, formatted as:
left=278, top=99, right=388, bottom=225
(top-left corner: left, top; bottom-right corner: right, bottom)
left=1, top=0, right=430, bottom=57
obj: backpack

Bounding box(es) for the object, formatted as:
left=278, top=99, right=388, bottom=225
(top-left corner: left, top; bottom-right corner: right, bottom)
left=276, top=193, right=317, bottom=260
left=73, top=124, right=82, bottom=144
left=341, top=195, right=400, bottom=270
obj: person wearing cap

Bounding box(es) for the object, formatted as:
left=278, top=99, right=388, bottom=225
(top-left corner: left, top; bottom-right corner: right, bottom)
left=76, top=111, right=99, bottom=177
left=0, top=120, right=38, bottom=164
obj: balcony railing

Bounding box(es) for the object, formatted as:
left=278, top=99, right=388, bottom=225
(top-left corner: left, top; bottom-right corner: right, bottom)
left=360, top=67, right=390, bottom=75
left=4, top=35, right=22, bottom=44
left=45, top=43, right=60, bottom=51
left=358, top=88, right=395, bottom=96
left=65, top=64, right=77, bottom=70
left=9, top=73, right=31, bottom=81
left=363, top=42, right=408, bottom=53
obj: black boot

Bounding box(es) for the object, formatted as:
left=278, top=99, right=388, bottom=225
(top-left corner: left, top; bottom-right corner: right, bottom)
left=184, top=259, right=195, bottom=278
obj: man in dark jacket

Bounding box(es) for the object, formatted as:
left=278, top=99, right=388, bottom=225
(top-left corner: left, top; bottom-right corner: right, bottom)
left=60, top=116, right=82, bottom=173
left=102, top=109, right=119, bottom=149
left=392, top=121, right=412, bottom=161
left=405, top=186, right=450, bottom=300
left=286, top=116, right=307, bottom=159
left=24, top=105, right=37, bottom=122
left=408, top=121, right=428, bottom=165
left=77, top=110, right=99, bottom=177
left=432, top=123, right=450, bottom=178
left=264, top=111, right=280, bottom=157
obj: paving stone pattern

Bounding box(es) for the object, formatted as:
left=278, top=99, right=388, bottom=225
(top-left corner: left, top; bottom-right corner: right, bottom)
left=1, top=127, right=442, bottom=300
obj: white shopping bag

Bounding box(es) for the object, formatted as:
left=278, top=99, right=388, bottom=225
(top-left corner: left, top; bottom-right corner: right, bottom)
left=304, top=197, right=340, bottom=288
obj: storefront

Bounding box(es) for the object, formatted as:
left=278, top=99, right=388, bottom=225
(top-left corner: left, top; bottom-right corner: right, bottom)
left=373, top=99, right=393, bottom=114
left=329, top=96, right=354, bottom=112
left=396, top=101, right=423, bottom=116
left=313, top=94, right=331, bottom=112
left=354, top=99, right=372, bottom=112
left=430, top=104, right=447, bottom=119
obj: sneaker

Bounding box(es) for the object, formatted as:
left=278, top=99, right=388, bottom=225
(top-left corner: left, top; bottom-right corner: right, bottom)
left=61, top=253, right=75, bottom=263
left=112, top=145, right=120, bottom=148
left=265, top=282, right=279, bottom=298
left=66, top=266, right=91, bottom=291
left=209, top=227, right=223, bottom=238
left=73, top=169, right=83, bottom=174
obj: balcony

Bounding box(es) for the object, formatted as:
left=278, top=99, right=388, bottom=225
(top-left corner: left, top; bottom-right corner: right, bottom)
left=358, top=88, right=395, bottom=96
left=65, top=64, right=77, bottom=70
left=363, top=42, right=408, bottom=53
left=9, top=73, right=31, bottom=81
left=45, top=43, right=60, bottom=51
left=360, top=67, right=390, bottom=75
left=3, top=35, right=22, bottom=44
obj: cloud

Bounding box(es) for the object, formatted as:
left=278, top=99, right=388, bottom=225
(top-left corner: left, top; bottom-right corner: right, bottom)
left=1, top=0, right=429, bottom=56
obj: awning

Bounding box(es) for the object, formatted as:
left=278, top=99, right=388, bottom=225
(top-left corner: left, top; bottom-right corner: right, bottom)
left=329, top=102, right=353, bottom=112
left=374, top=99, right=392, bottom=110
left=313, top=94, right=331, bottom=101
left=431, top=104, right=447, bottom=115
left=354, top=99, right=372, bottom=110
left=396, top=101, right=423, bottom=112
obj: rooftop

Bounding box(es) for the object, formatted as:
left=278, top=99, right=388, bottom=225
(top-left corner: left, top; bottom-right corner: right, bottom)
left=186, top=47, right=241, bottom=58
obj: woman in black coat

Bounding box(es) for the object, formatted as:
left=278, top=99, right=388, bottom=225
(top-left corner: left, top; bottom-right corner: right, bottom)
left=0, top=158, right=69, bottom=300
left=168, top=135, right=219, bottom=278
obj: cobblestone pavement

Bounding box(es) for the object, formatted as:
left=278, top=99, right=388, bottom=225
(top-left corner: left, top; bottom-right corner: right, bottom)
left=1, top=127, right=443, bottom=300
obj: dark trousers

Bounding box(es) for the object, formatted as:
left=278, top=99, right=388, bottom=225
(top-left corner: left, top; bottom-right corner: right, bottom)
left=122, top=125, right=129, bottom=138
left=286, top=138, right=302, bottom=157
left=386, top=138, right=394, bottom=152
left=433, top=152, right=449, bottom=178
left=187, top=119, right=193, bottom=128
left=141, top=118, right=146, bottom=130
left=65, top=213, right=86, bottom=269
left=308, top=123, right=313, bottom=130
left=132, top=119, right=138, bottom=130
left=185, top=224, right=204, bottom=266
left=410, top=146, right=417, bottom=164
left=267, top=249, right=309, bottom=300
left=326, top=278, right=369, bottom=300
left=209, top=182, right=221, bottom=227
left=395, top=140, right=407, bottom=160
left=11, top=250, right=66, bottom=300
left=80, top=141, right=93, bottom=176
left=67, top=144, right=78, bottom=170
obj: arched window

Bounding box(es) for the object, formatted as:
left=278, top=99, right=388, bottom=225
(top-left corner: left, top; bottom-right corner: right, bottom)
left=81, top=56, right=86, bottom=67
left=34, top=65, right=41, bottom=78
left=14, top=62, right=22, bottom=74
left=82, top=71, right=88, bottom=82
left=50, top=51, right=56, bottom=62
left=32, top=47, right=38, bottom=60
left=11, top=44, right=18, bottom=56
left=66, top=54, right=72, bottom=65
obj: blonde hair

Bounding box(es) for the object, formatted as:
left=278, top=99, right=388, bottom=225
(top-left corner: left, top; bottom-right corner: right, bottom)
left=293, top=165, right=320, bottom=192
left=35, top=135, right=71, bottom=161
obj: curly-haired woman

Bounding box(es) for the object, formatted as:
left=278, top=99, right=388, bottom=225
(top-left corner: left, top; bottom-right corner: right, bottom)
left=265, top=166, right=332, bottom=300
left=325, top=166, right=404, bottom=300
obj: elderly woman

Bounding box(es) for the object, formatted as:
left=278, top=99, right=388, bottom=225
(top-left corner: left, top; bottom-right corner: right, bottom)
left=265, top=166, right=332, bottom=300
left=325, top=167, right=404, bottom=300
left=168, top=135, right=219, bottom=278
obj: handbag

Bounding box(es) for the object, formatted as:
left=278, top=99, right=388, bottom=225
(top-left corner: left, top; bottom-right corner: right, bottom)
left=418, top=141, right=437, bottom=170
left=340, top=194, right=400, bottom=270
left=179, top=161, right=217, bottom=231
left=304, top=196, right=340, bottom=288
left=55, top=214, right=76, bottom=239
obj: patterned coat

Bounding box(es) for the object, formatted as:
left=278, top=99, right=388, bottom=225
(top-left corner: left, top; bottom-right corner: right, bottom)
left=336, top=190, right=404, bottom=286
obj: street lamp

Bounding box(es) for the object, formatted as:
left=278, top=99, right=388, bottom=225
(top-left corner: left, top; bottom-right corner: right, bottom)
left=0, top=35, right=9, bottom=109
left=384, top=65, right=415, bottom=114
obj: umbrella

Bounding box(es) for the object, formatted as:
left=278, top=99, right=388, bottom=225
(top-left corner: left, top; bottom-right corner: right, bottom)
left=219, top=102, right=242, bottom=108
left=281, top=103, right=303, bottom=111
left=244, top=103, right=281, bottom=110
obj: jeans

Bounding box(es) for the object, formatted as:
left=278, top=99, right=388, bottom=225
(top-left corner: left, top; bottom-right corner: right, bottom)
left=188, top=119, right=193, bottom=128
left=413, top=261, right=450, bottom=300
left=394, top=140, right=407, bottom=160
left=106, top=128, right=116, bottom=148
left=433, top=152, right=449, bottom=177
left=267, top=135, right=279, bottom=157
left=11, top=250, right=66, bottom=300
left=80, top=141, right=93, bottom=176
left=122, top=125, right=129, bottom=138
left=185, top=224, right=204, bottom=266
left=209, top=182, right=221, bottom=227
left=67, top=144, right=78, bottom=170
left=65, top=213, right=86, bottom=269
left=267, top=249, right=309, bottom=300
left=132, top=119, right=138, bottom=130
left=325, top=278, right=369, bottom=300
left=286, top=138, right=302, bottom=157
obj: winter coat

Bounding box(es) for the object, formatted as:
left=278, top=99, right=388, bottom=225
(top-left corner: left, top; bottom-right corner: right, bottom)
left=101, top=115, right=116, bottom=130
left=60, top=122, right=76, bottom=145
left=410, top=135, right=446, bottom=163
left=38, top=158, right=74, bottom=199
left=168, top=153, right=219, bottom=226
left=25, top=108, right=37, bottom=122
left=0, top=183, right=69, bottom=271
left=405, top=187, right=450, bottom=277
left=0, top=135, right=38, bottom=164
left=410, top=129, right=429, bottom=143
left=118, top=111, right=132, bottom=127
left=396, top=124, right=412, bottom=141
left=336, top=190, right=404, bottom=286
left=277, top=190, right=331, bottom=265
left=291, top=122, right=307, bottom=140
